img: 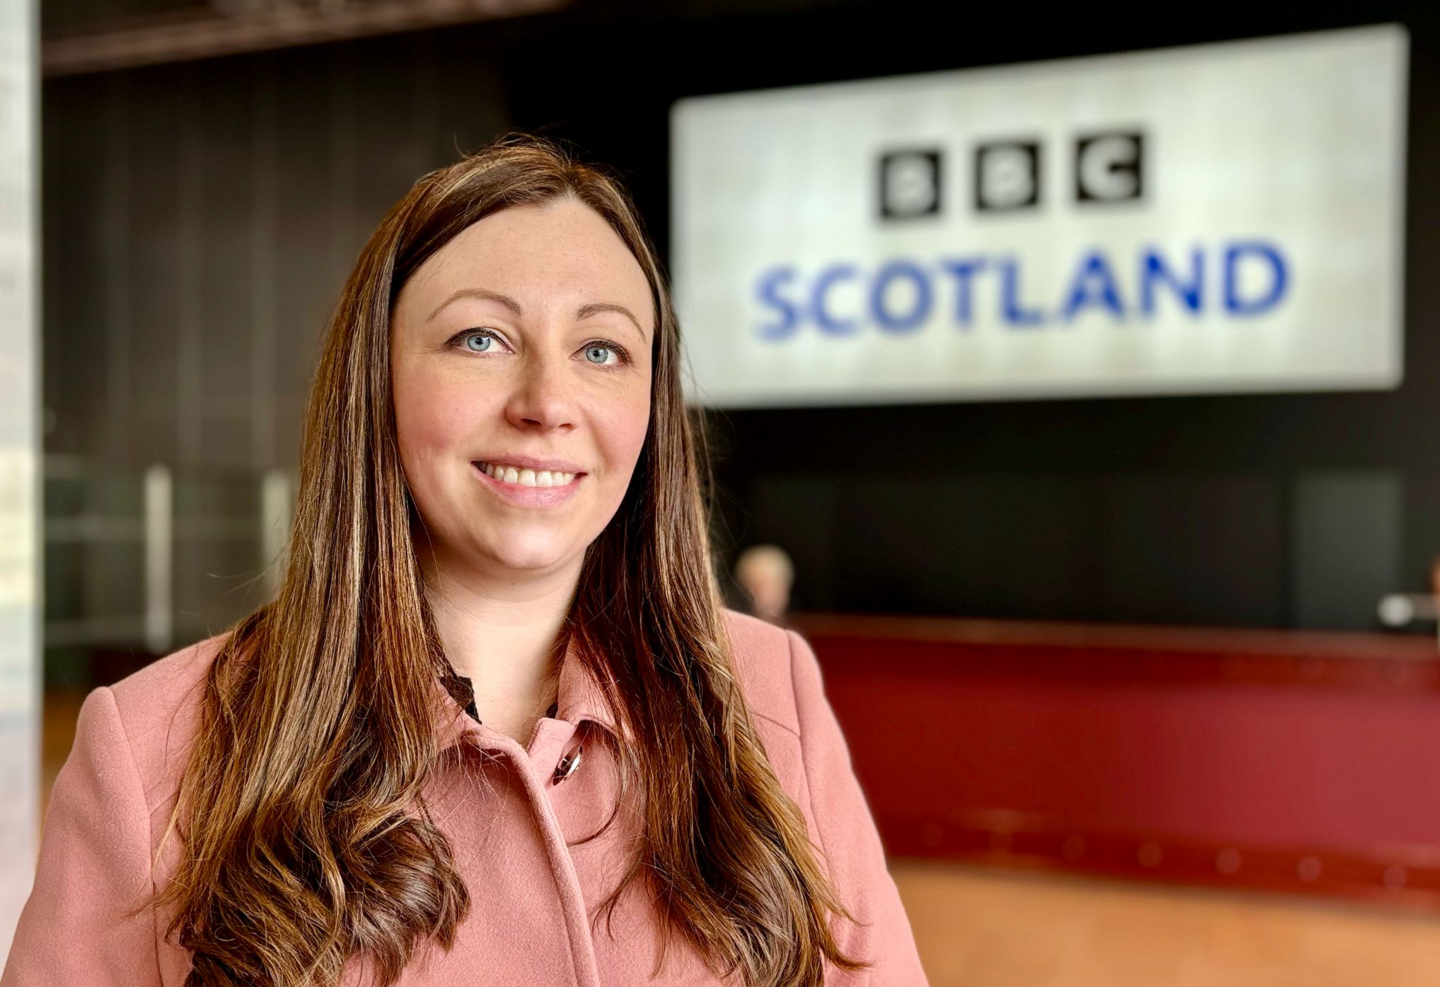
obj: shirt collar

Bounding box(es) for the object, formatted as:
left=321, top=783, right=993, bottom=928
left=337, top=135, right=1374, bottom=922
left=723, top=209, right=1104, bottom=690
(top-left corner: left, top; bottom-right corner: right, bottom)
left=432, top=628, right=620, bottom=751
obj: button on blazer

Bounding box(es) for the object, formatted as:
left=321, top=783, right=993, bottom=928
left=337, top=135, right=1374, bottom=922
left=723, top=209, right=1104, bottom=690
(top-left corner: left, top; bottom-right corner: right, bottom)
left=2, top=608, right=929, bottom=986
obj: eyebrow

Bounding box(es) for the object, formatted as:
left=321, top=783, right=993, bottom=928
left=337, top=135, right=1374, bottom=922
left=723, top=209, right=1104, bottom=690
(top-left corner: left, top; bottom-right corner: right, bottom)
left=426, top=287, right=648, bottom=340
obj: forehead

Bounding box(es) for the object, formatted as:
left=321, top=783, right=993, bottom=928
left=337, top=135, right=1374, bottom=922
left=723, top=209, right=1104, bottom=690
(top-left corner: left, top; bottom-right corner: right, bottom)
left=397, top=198, right=656, bottom=336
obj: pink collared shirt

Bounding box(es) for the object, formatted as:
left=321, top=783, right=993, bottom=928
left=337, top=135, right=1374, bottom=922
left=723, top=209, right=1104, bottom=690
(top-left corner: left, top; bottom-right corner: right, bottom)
left=2, top=608, right=929, bottom=986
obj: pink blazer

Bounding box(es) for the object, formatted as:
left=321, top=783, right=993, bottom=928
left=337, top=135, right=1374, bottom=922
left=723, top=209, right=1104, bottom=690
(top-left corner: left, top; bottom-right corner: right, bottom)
left=2, top=608, right=929, bottom=986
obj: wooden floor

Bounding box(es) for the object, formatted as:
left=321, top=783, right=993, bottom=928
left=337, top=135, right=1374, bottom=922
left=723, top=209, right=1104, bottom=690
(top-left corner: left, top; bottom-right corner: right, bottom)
left=892, top=859, right=1440, bottom=987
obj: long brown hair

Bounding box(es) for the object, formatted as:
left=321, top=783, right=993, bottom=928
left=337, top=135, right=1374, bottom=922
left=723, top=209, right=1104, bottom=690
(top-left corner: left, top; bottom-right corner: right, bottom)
left=151, top=133, right=868, bottom=987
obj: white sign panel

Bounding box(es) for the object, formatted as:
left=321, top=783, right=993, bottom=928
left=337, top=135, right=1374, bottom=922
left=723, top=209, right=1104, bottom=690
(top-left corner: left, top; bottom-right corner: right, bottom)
left=671, top=26, right=1407, bottom=407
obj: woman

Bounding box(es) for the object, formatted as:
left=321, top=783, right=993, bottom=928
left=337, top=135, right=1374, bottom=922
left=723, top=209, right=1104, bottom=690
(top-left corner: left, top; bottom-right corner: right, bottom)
left=3, top=134, right=928, bottom=987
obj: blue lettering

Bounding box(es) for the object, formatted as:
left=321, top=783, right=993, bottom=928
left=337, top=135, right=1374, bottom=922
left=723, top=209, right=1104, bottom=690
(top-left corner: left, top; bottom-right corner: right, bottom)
left=870, top=260, right=933, bottom=333
left=1140, top=246, right=1203, bottom=316
left=1062, top=249, right=1125, bottom=321
left=940, top=257, right=986, bottom=328
left=754, top=266, right=800, bottom=340
left=999, top=257, right=1045, bottom=327
left=754, top=241, right=1294, bottom=340
left=1224, top=241, right=1288, bottom=316
left=812, top=263, right=861, bottom=336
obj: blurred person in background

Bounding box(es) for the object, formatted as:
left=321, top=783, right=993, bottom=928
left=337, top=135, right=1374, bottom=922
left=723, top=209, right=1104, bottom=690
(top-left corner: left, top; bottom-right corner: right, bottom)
left=735, top=543, right=796, bottom=628
left=3, top=134, right=927, bottom=987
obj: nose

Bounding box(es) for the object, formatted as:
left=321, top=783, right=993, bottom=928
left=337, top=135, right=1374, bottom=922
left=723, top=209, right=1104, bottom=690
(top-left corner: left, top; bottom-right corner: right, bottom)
left=503, top=348, right=578, bottom=432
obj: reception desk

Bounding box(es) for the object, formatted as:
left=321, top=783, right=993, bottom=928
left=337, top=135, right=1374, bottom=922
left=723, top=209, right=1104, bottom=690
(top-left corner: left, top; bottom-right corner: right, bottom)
left=787, top=613, right=1440, bottom=911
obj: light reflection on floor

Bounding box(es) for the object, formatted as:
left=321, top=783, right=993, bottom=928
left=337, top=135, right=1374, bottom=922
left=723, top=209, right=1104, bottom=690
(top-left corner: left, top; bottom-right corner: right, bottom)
left=892, top=858, right=1440, bottom=987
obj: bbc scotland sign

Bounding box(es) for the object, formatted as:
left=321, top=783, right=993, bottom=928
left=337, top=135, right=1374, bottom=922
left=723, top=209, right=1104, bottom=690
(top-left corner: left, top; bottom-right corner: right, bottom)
left=671, top=26, right=1407, bottom=407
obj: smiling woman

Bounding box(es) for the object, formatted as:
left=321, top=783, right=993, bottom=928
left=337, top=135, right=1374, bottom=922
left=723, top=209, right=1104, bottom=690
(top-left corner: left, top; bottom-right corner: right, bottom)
left=2, top=134, right=928, bottom=987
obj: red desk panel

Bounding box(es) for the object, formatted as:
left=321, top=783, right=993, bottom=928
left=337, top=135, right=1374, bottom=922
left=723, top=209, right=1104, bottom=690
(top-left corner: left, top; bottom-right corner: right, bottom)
left=788, top=613, right=1440, bottom=911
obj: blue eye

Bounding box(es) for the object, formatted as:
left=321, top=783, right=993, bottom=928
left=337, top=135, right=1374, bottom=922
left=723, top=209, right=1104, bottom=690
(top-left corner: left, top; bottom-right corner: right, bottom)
left=584, top=344, right=617, bottom=365
left=464, top=332, right=495, bottom=353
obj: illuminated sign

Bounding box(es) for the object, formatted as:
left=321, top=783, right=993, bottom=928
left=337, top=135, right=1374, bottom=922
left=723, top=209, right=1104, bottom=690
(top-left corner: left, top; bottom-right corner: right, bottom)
left=671, top=26, right=1407, bottom=406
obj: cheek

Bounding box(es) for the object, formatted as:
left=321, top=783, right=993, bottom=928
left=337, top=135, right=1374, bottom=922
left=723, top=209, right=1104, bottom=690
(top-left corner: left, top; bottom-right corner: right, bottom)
left=392, top=364, right=483, bottom=475
left=596, top=387, right=652, bottom=479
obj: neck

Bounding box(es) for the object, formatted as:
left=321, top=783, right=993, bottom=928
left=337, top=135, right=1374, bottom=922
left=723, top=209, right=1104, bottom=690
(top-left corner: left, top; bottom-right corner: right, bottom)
left=419, top=542, right=583, bottom=716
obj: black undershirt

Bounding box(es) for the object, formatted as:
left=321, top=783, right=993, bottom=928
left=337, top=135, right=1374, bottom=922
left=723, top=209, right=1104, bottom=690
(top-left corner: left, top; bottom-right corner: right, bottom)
left=439, top=661, right=559, bottom=724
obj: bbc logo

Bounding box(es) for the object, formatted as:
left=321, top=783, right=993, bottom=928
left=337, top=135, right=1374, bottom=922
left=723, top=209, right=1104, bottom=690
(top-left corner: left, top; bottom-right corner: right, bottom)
left=878, top=132, right=1145, bottom=219
left=877, top=149, right=944, bottom=219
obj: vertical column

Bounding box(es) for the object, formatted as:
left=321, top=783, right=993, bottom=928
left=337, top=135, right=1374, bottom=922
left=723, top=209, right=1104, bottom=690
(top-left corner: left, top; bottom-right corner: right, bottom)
left=144, top=464, right=172, bottom=655
left=259, top=468, right=291, bottom=602
left=0, top=0, right=37, bottom=964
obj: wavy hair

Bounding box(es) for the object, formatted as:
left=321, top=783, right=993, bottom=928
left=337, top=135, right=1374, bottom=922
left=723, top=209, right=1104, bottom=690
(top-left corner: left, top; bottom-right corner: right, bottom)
left=149, top=133, right=868, bottom=987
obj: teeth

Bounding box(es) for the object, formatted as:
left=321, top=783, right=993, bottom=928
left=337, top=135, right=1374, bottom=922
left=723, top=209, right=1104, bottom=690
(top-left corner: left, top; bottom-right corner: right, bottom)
left=481, top=462, right=576, bottom=487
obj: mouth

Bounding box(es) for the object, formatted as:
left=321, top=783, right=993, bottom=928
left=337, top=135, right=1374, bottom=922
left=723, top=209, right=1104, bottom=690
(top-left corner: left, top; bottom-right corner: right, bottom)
left=474, top=461, right=584, bottom=488
left=471, top=461, right=587, bottom=508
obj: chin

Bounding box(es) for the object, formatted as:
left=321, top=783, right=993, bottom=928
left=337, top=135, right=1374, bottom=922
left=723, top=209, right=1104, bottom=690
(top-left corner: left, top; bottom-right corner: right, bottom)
left=476, top=536, right=578, bottom=575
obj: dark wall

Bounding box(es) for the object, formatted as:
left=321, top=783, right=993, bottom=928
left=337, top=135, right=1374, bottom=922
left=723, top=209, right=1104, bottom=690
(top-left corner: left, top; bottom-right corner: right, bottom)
left=41, top=0, right=1440, bottom=633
